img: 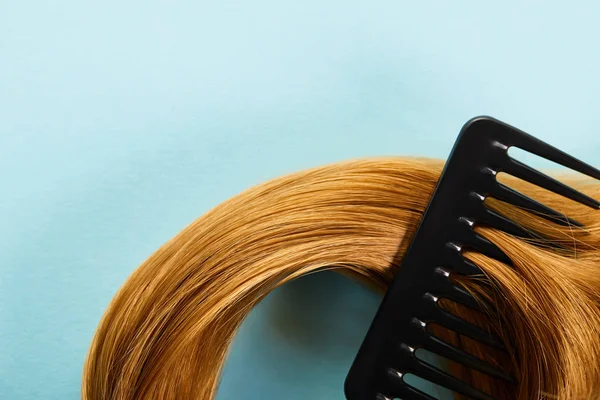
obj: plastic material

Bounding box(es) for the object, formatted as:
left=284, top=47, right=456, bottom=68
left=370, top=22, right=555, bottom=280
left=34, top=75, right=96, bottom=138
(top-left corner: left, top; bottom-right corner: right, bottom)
left=344, top=116, right=600, bottom=400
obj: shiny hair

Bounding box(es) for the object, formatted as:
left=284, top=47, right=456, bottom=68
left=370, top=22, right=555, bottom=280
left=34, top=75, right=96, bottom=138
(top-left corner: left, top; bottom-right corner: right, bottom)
left=82, top=158, right=600, bottom=399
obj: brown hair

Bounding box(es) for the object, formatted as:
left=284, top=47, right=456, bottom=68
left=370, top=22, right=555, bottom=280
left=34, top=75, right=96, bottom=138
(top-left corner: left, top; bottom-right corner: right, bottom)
left=82, top=157, right=600, bottom=399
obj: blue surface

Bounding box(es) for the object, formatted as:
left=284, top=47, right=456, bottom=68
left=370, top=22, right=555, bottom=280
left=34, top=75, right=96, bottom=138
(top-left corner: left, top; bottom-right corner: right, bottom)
left=2, top=1, right=600, bottom=399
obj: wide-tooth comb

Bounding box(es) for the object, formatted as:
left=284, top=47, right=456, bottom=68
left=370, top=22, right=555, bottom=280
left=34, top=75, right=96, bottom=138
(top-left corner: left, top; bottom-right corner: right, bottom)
left=344, top=116, right=600, bottom=400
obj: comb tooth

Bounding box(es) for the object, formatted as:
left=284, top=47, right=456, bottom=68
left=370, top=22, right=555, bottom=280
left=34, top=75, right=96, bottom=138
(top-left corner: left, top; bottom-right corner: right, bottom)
left=492, top=182, right=583, bottom=227
left=504, top=158, right=600, bottom=209
left=440, top=283, right=486, bottom=312
left=424, top=334, right=514, bottom=383
left=410, top=357, right=495, bottom=400
left=457, top=234, right=512, bottom=265
left=430, top=273, right=484, bottom=312
left=428, top=303, right=506, bottom=350
left=383, top=368, right=437, bottom=400
left=481, top=208, right=538, bottom=239
left=384, top=374, right=438, bottom=400
left=434, top=262, right=491, bottom=313
left=442, top=257, right=482, bottom=276
left=472, top=234, right=511, bottom=264
left=446, top=285, right=484, bottom=312
left=509, top=132, right=600, bottom=180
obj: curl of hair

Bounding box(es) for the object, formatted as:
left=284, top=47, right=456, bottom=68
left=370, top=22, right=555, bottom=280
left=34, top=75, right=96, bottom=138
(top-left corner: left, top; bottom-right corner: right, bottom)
left=82, top=158, right=600, bottom=400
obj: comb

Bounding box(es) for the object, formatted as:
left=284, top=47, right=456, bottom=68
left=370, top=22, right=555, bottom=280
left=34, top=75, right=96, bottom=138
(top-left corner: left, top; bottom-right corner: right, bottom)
left=344, top=116, right=600, bottom=400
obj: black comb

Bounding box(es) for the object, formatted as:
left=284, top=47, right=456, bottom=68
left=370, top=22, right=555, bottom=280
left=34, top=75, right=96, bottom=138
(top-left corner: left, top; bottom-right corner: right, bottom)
left=344, top=116, right=600, bottom=400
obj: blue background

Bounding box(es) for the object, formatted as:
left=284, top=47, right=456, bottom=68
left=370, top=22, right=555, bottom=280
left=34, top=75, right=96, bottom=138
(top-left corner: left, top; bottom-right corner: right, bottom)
left=2, top=1, right=600, bottom=399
